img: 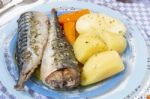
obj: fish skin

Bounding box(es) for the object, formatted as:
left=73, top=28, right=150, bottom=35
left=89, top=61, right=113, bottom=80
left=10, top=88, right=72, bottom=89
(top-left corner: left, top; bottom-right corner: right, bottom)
left=41, top=9, right=80, bottom=90
left=15, top=11, right=49, bottom=90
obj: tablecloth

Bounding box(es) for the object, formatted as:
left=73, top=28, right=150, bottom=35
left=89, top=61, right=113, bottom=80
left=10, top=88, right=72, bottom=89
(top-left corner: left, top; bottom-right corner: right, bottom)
left=0, top=0, right=150, bottom=99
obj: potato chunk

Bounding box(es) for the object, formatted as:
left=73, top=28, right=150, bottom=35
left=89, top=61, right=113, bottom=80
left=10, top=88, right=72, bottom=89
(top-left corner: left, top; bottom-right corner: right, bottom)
left=81, top=51, right=124, bottom=86
left=100, top=32, right=127, bottom=54
left=97, top=13, right=126, bottom=36
left=76, top=13, right=105, bottom=35
left=73, top=34, right=107, bottom=64
left=76, top=13, right=126, bottom=36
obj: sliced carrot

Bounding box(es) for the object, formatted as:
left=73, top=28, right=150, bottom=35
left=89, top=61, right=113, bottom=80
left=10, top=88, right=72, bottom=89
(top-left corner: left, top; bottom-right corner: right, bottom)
left=59, top=9, right=90, bottom=24
left=64, top=22, right=77, bottom=45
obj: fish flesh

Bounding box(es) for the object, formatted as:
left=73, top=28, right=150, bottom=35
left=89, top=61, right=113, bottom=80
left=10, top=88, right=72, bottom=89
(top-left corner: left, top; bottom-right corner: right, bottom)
left=41, top=9, right=80, bottom=90
left=15, top=12, right=49, bottom=90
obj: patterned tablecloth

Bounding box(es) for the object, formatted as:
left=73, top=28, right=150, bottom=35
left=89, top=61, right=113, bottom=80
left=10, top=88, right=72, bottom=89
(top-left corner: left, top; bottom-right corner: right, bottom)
left=0, top=0, right=150, bottom=99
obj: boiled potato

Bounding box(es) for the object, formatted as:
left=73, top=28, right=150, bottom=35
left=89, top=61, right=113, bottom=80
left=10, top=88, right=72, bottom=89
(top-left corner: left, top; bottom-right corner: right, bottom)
left=76, top=13, right=126, bottom=36
left=73, top=33, right=107, bottom=64
left=106, top=19, right=126, bottom=36
left=97, top=13, right=126, bottom=36
left=100, top=32, right=127, bottom=54
left=76, top=13, right=105, bottom=35
left=81, top=51, right=124, bottom=86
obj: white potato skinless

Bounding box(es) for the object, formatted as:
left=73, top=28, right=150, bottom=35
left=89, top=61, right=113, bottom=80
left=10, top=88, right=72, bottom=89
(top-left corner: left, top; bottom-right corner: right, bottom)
left=73, top=33, right=107, bottom=64
left=81, top=51, right=125, bottom=86
left=76, top=13, right=126, bottom=36
left=76, top=13, right=105, bottom=35
left=106, top=19, right=126, bottom=36
left=97, top=13, right=126, bottom=36
left=100, top=32, right=127, bottom=54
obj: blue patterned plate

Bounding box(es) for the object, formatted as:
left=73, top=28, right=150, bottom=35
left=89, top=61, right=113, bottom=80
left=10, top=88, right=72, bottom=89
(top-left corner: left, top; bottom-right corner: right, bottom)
left=0, top=1, right=148, bottom=99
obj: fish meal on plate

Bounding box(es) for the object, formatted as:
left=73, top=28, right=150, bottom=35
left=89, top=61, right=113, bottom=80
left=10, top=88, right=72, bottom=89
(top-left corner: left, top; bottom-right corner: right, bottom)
left=15, top=8, right=127, bottom=91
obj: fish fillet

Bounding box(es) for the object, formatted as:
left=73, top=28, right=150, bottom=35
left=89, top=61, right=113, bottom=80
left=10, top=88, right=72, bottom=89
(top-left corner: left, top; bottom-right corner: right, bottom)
left=41, top=9, right=80, bottom=90
left=15, top=11, right=49, bottom=90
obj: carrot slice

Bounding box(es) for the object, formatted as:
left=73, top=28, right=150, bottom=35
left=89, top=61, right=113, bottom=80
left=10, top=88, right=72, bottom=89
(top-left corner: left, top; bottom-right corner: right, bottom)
left=59, top=9, right=90, bottom=24
left=64, top=22, right=77, bottom=45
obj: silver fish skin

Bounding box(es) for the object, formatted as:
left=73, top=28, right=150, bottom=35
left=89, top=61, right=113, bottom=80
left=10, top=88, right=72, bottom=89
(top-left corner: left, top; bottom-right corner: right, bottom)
left=15, top=11, right=49, bottom=90
left=41, top=9, right=80, bottom=90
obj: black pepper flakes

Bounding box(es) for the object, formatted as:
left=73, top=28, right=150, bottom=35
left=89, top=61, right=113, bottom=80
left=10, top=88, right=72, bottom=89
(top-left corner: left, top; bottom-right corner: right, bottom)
left=32, top=45, right=39, bottom=56
left=119, top=31, right=123, bottom=34
left=109, top=21, right=113, bottom=24
left=24, top=51, right=31, bottom=59
left=85, top=41, right=89, bottom=44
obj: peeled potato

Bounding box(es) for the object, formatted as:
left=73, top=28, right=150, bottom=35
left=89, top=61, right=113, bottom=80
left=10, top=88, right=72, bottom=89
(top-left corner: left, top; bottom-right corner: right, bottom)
left=106, top=19, right=126, bottom=36
left=76, top=13, right=105, bottom=35
left=81, top=51, right=124, bottom=86
left=73, top=33, right=107, bottom=64
left=97, top=13, right=126, bottom=36
left=76, top=13, right=126, bottom=36
left=100, top=32, right=127, bottom=54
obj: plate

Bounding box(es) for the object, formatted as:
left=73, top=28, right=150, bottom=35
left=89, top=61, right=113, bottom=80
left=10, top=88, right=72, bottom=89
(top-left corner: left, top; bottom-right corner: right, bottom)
left=0, top=1, right=148, bottom=99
